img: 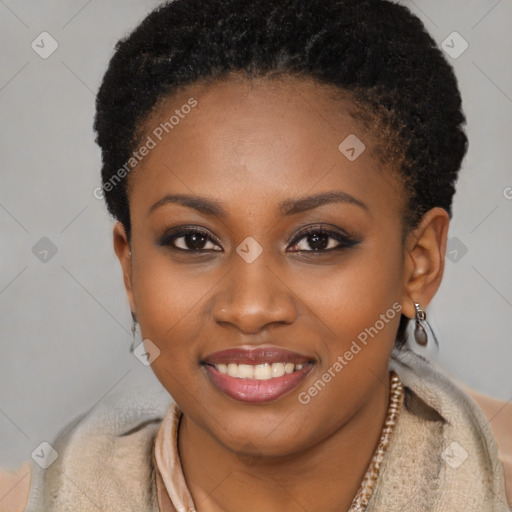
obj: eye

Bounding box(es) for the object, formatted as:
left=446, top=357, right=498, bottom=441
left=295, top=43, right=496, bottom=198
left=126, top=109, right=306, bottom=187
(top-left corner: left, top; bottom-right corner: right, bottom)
left=160, top=227, right=222, bottom=252
left=288, top=225, right=359, bottom=253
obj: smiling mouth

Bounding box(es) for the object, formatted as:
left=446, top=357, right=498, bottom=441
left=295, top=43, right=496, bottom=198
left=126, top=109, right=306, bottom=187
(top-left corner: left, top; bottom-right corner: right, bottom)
left=201, top=346, right=315, bottom=403
left=206, top=361, right=308, bottom=379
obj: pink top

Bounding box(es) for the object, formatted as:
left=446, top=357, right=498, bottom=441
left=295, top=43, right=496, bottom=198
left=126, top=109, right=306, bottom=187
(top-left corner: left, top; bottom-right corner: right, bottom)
left=154, top=401, right=195, bottom=512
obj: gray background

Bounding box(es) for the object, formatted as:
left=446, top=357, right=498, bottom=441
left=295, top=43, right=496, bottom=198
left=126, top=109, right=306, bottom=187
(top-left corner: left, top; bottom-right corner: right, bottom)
left=1, top=0, right=511, bottom=470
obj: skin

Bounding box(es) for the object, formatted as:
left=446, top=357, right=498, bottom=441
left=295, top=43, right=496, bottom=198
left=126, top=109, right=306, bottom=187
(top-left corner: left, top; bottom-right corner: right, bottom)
left=113, top=75, right=449, bottom=512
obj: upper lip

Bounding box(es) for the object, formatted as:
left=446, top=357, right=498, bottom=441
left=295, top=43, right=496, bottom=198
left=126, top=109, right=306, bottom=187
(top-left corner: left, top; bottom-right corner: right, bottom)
left=203, top=345, right=313, bottom=366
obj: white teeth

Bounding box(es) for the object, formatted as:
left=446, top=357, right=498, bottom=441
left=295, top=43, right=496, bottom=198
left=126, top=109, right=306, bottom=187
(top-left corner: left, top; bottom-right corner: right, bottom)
left=271, top=362, right=285, bottom=377
left=227, top=363, right=238, bottom=377
left=238, top=364, right=254, bottom=379
left=254, top=363, right=272, bottom=380
left=213, top=362, right=307, bottom=379
left=284, top=363, right=295, bottom=374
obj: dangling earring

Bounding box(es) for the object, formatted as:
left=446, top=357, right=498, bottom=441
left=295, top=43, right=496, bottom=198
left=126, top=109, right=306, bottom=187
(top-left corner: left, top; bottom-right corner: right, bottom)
left=130, top=311, right=138, bottom=353
left=413, top=302, right=428, bottom=346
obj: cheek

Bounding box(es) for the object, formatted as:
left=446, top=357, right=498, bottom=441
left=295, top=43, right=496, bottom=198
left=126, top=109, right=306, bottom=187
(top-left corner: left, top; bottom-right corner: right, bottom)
left=132, top=260, right=207, bottom=405
left=130, top=250, right=210, bottom=364
left=295, top=242, right=404, bottom=343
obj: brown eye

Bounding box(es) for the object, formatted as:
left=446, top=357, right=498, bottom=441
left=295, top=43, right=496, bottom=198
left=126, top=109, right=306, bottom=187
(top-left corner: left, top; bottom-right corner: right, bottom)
left=160, top=228, right=222, bottom=252
left=301, top=232, right=330, bottom=251
left=288, top=226, right=359, bottom=253
left=176, top=232, right=209, bottom=250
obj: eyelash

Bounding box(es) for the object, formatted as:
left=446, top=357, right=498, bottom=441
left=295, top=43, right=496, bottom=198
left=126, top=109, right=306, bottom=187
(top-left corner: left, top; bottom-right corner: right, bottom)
left=160, top=226, right=222, bottom=252
left=289, top=225, right=359, bottom=253
left=159, top=224, right=359, bottom=254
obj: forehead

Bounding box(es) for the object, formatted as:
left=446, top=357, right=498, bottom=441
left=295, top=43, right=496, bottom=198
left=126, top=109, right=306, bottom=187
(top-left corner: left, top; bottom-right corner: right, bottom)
left=128, top=75, right=404, bottom=222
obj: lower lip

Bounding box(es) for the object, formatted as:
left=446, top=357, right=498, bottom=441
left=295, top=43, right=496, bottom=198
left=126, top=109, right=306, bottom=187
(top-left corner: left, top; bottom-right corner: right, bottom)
left=203, top=364, right=313, bottom=403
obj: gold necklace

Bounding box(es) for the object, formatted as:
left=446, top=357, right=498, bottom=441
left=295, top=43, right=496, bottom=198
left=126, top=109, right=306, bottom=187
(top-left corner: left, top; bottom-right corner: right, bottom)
left=347, top=371, right=404, bottom=511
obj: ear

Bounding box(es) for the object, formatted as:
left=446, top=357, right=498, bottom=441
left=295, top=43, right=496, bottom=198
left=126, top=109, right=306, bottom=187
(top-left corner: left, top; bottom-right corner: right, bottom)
left=401, top=207, right=450, bottom=319
left=113, top=221, right=136, bottom=316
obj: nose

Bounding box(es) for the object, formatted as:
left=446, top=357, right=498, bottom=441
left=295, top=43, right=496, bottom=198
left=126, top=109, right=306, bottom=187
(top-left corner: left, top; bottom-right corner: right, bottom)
left=211, top=255, right=298, bottom=334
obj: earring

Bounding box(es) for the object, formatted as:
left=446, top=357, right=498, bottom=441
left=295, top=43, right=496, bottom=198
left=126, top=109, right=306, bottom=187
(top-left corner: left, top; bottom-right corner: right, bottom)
left=413, top=302, right=428, bottom=346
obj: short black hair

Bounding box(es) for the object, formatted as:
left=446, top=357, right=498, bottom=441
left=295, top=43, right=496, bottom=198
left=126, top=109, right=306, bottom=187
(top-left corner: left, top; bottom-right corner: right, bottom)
left=94, top=0, right=468, bottom=347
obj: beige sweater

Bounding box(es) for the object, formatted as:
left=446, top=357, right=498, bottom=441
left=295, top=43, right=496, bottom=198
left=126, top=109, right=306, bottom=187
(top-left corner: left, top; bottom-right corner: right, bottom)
left=17, top=349, right=511, bottom=511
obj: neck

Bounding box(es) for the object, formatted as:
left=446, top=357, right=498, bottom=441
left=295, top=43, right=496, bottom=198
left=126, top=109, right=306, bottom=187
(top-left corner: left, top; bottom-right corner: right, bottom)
left=178, top=374, right=391, bottom=512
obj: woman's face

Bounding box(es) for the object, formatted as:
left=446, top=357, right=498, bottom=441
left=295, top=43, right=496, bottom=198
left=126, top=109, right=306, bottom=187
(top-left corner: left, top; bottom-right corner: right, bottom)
left=117, top=76, right=413, bottom=456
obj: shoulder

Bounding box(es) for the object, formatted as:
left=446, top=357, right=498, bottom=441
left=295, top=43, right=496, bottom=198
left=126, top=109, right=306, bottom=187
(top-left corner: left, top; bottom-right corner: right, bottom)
left=389, top=348, right=511, bottom=509
left=24, top=384, right=173, bottom=512
left=463, top=387, right=512, bottom=507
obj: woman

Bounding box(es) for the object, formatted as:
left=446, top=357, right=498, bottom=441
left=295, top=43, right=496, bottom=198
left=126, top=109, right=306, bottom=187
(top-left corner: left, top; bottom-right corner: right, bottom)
left=14, top=0, right=511, bottom=510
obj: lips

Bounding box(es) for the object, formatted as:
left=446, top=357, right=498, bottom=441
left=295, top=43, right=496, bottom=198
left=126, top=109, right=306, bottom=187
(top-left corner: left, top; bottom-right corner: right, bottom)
left=202, top=346, right=314, bottom=403
left=204, top=347, right=312, bottom=366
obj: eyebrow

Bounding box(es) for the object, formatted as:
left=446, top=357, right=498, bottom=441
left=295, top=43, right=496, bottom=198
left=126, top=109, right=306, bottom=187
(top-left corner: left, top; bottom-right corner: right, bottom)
left=279, top=191, right=368, bottom=216
left=148, top=191, right=368, bottom=217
